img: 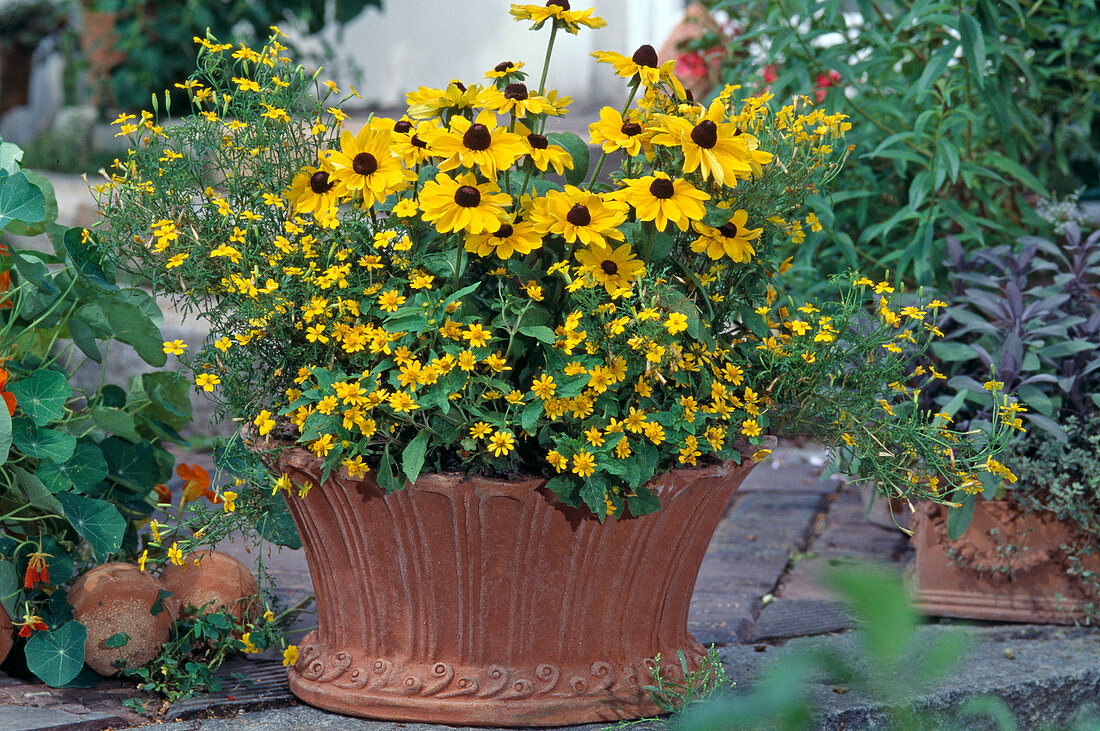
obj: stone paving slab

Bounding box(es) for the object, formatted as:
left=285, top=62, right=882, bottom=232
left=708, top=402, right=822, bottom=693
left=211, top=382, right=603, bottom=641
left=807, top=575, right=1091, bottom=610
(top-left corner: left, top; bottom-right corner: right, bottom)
left=0, top=706, right=129, bottom=731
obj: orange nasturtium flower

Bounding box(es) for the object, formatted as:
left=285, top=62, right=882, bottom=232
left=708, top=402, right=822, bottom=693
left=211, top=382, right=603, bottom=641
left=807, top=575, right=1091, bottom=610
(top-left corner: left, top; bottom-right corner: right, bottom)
left=16, top=611, right=47, bottom=637
left=177, top=463, right=220, bottom=505
left=24, top=550, right=51, bottom=588
left=0, top=368, right=17, bottom=417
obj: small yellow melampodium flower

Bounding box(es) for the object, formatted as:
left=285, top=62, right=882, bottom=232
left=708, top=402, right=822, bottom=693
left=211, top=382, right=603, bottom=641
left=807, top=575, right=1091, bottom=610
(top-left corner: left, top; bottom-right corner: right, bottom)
left=168, top=542, right=184, bottom=566
left=547, top=450, right=567, bottom=472
left=283, top=645, right=299, bottom=667
left=488, top=430, right=515, bottom=457
left=572, top=450, right=596, bottom=478
left=163, top=340, right=187, bottom=355
left=469, top=422, right=493, bottom=439
left=666, top=313, right=688, bottom=335
left=253, top=410, right=276, bottom=436
left=138, top=550, right=148, bottom=572
left=222, top=491, right=237, bottom=512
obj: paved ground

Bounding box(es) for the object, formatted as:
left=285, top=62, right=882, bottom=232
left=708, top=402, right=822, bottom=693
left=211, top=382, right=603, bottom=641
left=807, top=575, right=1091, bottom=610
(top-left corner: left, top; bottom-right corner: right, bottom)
left=3, top=445, right=1098, bottom=730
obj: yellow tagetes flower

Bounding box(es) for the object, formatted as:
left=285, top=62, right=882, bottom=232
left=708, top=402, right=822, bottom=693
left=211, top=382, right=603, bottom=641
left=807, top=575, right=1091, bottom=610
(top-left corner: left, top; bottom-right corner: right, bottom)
left=163, top=340, right=187, bottom=355
left=419, top=171, right=511, bottom=234
left=253, top=410, right=276, bottom=436
left=488, top=430, right=515, bottom=457
left=168, top=542, right=184, bottom=565
left=195, top=373, right=221, bottom=391
left=222, top=491, right=237, bottom=512
left=283, top=645, right=299, bottom=667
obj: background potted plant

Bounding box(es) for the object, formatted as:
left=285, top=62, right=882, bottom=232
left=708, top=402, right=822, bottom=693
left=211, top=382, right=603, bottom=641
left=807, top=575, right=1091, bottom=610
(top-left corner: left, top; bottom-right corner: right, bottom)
left=93, top=3, right=1014, bottom=724
left=912, top=223, right=1100, bottom=623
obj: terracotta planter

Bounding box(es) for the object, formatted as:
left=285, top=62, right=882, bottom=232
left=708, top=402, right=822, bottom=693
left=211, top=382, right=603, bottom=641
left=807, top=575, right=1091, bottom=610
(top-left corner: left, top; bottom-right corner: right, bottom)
left=67, top=563, right=179, bottom=676
left=0, top=603, right=12, bottom=666
left=270, top=440, right=768, bottom=726
left=910, top=499, right=1100, bottom=624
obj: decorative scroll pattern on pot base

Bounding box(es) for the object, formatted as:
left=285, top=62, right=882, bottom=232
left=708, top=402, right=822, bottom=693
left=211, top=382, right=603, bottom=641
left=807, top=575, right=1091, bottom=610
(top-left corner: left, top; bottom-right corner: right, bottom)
left=288, top=632, right=703, bottom=725
left=909, top=500, right=1100, bottom=625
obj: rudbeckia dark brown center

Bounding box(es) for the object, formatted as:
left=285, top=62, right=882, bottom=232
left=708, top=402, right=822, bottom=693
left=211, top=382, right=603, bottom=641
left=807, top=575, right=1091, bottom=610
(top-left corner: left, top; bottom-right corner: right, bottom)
left=620, top=122, right=642, bottom=136
left=495, top=61, right=516, bottom=73
left=632, top=44, right=659, bottom=68
left=504, top=83, right=529, bottom=101
left=566, top=204, right=592, bottom=227
left=411, top=134, right=428, bottom=149
left=547, top=0, right=570, bottom=9
left=690, top=120, right=718, bottom=149
left=463, top=123, right=493, bottom=151
left=649, top=177, right=675, bottom=199
left=309, top=171, right=333, bottom=194
left=718, top=222, right=740, bottom=238
left=394, top=120, right=413, bottom=134
left=495, top=223, right=514, bottom=238
left=352, top=152, right=378, bottom=175
left=528, top=133, right=549, bottom=150
left=453, top=81, right=467, bottom=93
left=454, top=185, right=482, bottom=207
left=601, top=260, right=618, bottom=275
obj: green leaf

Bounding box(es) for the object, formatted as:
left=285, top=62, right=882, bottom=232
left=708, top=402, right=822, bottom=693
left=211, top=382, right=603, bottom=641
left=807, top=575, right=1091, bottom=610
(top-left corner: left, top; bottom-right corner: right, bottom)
left=520, top=399, right=544, bottom=432
left=930, top=341, right=980, bottom=362
left=66, top=316, right=102, bottom=363
left=12, top=252, right=59, bottom=295
left=625, top=486, right=660, bottom=517
left=91, top=406, right=141, bottom=442
left=100, top=436, right=160, bottom=493
left=62, top=227, right=117, bottom=291
left=0, top=141, right=23, bottom=175
left=0, top=171, right=46, bottom=231
left=12, top=467, right=64, bottom=513
left=12, top=419, right=77, bottom=463
left=7, top=369, right=71, bottom=426
left=26, top=621, right=87, bottom=687
left=103, top=632, right=130, bottom=648
left=518, top=325, right=557, bottom=343
left=821, top=563, right=915, bottom=664
left=56, top=492, right=126, bottom=562
left=254, top=501, right=302, bottom=549
left=4, top=169, right=58, bottom=237
left=0, top=397, right=11, bottom=467
left=947, top=493, right=976, bottom=541
left=402, top=431, right=429, bottom=485
left=376, top=445, right=402, bottom=494
left=0, top=560, right=19, bottom=617
left=547, top=131, right=589, bottom=186
left=128, top=372, right=191, bottom=430
left=958, top=15, right=987, bottom=89
left=101, top=301, right=166, bottom=367
left=37, top=441, right=109, bottom=494
left=150, top=589, right=173, bottom=617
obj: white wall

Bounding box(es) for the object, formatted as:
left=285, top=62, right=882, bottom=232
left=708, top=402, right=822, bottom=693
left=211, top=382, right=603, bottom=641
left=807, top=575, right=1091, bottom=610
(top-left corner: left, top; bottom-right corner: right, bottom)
left=310, top=0, right=683, bottom=109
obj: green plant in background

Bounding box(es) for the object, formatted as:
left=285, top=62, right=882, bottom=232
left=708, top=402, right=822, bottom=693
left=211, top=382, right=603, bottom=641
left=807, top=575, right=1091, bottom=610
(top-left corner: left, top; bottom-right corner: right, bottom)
left=89, top=0, right=383, bottom=114
left=675, top=563, right=966, bottom=730
left=0, top=137, right=190, bottom=686
left=708, top=0, right=1100, bottom=287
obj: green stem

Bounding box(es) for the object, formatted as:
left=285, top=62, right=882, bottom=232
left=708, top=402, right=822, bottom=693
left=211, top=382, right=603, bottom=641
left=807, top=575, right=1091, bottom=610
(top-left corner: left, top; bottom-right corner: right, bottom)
left=537, top=23, right=559, bottom=97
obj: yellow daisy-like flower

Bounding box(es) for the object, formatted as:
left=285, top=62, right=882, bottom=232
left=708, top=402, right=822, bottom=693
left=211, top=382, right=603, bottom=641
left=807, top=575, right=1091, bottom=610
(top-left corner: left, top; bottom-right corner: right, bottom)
left=514, top=122, right=574, bottom=175
left=547, top=449, right=568, bottom=472
left=406, top=80, right=482, bottom=120
left=616, top=172, right=709, bottom=232
left=419, top=172, right=512, bottom=234
left=572, top=449, right=596, bottom=478
left=486, top=60, right=525, bottom=79
left=464, top=214, right=543, bottom=260
left=283, top=165, right=340, bottom=216
left=592, top=45, right=682, bottom=94
left=321, top=125, right=413, bottom=208
left=488, top=430, right=516, bottom=457
left=575, top=241, right=646, bottom=296
left=168, top=542, right=184, bottom=566
left=163, top=340, right=187, bottom=355
left=531, top=373, right=556, bottom=399
left=391, top=120, right=439, bottom=166
left=510, top=3, right=606, bottom=34
left=588, top=107, right=651, bottom=157
left=529, top=185, right=628, bottom=246
left=652, top=99, right=773, bottom=185
left=470, top=422, right=493, bottom=439
left=196, top=373, right=221, bottom=391
left=283, top=645, right=299, bottom=667
left=253, top=410, right=276, bottom=436
left=690, top=211, right=763, bottom=262
left=432, top=109, right=526, bottom=178
left=478, top=83, right=552, bottom=119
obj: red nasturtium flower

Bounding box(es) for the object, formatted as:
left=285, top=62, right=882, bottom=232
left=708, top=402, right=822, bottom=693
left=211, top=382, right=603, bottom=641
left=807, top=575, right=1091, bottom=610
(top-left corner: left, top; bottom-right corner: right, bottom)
left=0, top=368, right=17, bottom=417
left=813, top=70, right=842, bottom=102
left=177, top=463, right=220, bottom=505
left=16, top=611, right=47, bottom=638
left=23, top=550, right=50, bottom=588
left=154, top=483, right=172, bottom=504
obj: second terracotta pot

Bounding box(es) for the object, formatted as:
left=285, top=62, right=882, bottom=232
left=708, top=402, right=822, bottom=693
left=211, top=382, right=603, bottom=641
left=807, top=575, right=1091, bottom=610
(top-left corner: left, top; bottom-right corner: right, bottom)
left=270, top=439, right=769, bottom=726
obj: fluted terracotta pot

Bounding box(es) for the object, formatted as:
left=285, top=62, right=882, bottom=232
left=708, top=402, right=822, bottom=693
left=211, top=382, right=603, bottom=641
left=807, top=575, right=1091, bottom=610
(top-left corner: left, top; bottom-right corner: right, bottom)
left=269, top=439, right=768, bottom=726
left=910, top=499, right=1100, bottom=624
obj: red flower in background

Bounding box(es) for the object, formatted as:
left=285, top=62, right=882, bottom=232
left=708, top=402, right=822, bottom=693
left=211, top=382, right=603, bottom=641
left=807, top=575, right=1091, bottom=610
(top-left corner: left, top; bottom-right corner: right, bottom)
left=16, top=612, right=47, bottom=638
left=762, top=64, right=779, bottom=84
left=813, top=70, right=842, bottom=102
left=23, top=550, right=50, bottom=588
left=0, top=369, right=17, bottom=417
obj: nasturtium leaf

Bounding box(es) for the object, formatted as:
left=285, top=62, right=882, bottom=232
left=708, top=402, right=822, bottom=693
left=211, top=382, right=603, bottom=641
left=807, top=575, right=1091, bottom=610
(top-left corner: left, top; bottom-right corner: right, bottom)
left=12, top=467, right=64, bottom=514
left=402, top=431, right=429, bottom=485
left=0, top=171, right=46, bottom=231
left=56, top=492, right=125, bottom=562
left=100, top=436, right=159, bottom=493
left=129, top=372, right=191, bottom=429
left=38, top=535, right=74, bottom=586
left=101, top=301, right=167, bottom=367
left=91, top=406, right=141, bottom=442
left=26, top=621, right=87, bottom=687
left=5, top=169, right=58, bottom=237
left=12, top=252, right=59, bottom=295
left=37, top=441, right=109, bottom=494
left=66, top=316, right=101, bottom=363
left=0, top=560, right=19, bottom=617
left=0, top=141, right=22, bottom=175
left=12, top=419, right=76, bottom=463
left=150, top=589, right=173, bottom=617
left=254, top=502, right=302, bottom=549
left=946, top=492, right=976, bottom=541
left=103, top=633, right=130, bottom=648
left=62, top=226, right=117, bottom=291
left=0, top=398, right=11, bottom=466
left=7, top=369, right=71, bottom=426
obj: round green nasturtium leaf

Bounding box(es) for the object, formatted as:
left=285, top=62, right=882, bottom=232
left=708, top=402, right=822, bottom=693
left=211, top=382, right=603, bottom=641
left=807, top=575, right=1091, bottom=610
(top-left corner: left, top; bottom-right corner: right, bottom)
left=7, top=369, right=71, bottom=426
left=36, top=441, right=109, bottom=494
left=25, top=621, right=87, bottom=687
left=11, top=419, right=76, bottom=463
left=55, top=492, right=125, bottom=562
